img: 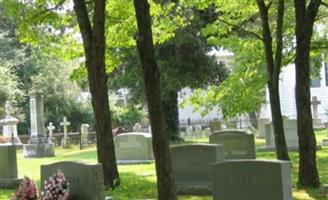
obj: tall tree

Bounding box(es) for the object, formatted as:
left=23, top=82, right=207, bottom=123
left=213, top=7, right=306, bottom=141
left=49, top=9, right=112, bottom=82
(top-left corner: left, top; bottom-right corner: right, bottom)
left=256, top=0, right=290, bottom=161
left=294, top=0, right=321, bottom=187
left=73, top=0, right=119, bottom=188
left=133, top=0, right=177, bottom=199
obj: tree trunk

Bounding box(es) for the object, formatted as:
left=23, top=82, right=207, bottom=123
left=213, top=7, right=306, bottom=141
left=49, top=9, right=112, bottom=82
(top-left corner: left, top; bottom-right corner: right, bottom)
left=257, top=0, right=290, bottom=161
left=294, top=0, right=320, bottom=188
left=73, top=0, right=120, bottom=188
left=133, top=0, right=177, bottom=199
left=162, top=90, right=180, bottom=140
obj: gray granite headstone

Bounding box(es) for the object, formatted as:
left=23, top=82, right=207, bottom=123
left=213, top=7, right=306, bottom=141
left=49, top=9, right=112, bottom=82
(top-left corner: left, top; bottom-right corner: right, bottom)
left=23, top=91, right=54, bottom=157
left=0, top=145, right=21, bottom=189
left=171, top=144, right=224, bottom=195
left=41, top=161, right=105, bottom=200
left=264, top=118, right=298, bottom=150
left=257, top=118, right=269, bottom=138
left=194, top=125, right=202, bottom=138
left=209, top=129, right=255, bottom=159
left=114, top=132, right=153, bottom=164
left=212, top=160, right=292, bottom=200
left=210, top=120, right=222, bottom=132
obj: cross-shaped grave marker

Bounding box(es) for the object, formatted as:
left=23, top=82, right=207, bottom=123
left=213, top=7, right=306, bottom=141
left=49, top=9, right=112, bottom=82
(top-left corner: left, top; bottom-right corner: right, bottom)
left=47, top=122, right=55, bottom=143
left=311, top=96, right=321, bottom=118
left=60, top=116, right=70, bottom=139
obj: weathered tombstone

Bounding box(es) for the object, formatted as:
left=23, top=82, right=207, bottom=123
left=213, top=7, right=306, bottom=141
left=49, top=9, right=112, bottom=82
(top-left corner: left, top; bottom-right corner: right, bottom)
left=80, top=123, right=90, bottom=147
left=47, top=122, right=56, bottom=144
left=0, top=101, right=22, bottom=145
left=133, top=123, right=142, bottom=132
left=311, top=96, right=323, bottom=128
left=212, top=160, right=292, bottom=200
left=23, top=91, right=54, bottom=157
left=204, top=127, right=211, bottom=137
left=257, top=118, right=269, bottom=138
left=0, top=145, right=22, bottom=189
left=209, top=129, right=256, bottom=159
left=264, top=118, right=299, bottom=150
left=60, top=116, right=71, bottom=148
left=41, top=161, right=105, bottom=200
left=114, top=132, right=153, bottom=163
left=171, top=144, right=224, bottom=195
left=185, top=125, right=193, bottom=139
left=210, top=120, right=221, bottom=132
left=194, top=125, right=202, bottom=138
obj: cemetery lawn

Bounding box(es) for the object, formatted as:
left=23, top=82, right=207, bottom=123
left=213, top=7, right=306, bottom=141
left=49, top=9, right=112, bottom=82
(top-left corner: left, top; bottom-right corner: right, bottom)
left=0, top=130, right=327, bottom=200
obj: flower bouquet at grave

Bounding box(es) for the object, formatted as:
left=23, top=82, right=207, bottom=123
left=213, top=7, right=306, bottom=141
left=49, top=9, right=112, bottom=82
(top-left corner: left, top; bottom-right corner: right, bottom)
left=41, top=170, right=69, bottom=200
left=11, top=176, right=38, bottom=200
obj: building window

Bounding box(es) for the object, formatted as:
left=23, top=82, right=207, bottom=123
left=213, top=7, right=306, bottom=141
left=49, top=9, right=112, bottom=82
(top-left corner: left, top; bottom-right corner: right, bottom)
left=311, top=79, right=321, bottom=88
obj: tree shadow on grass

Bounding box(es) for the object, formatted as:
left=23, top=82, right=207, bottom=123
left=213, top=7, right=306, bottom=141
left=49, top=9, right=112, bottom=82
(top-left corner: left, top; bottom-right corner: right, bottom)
left=108, top=172, right=157, bottom=199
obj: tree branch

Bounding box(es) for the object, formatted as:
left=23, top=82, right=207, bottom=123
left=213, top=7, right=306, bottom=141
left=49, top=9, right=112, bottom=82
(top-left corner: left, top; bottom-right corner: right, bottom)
left=217, top=17, right=263, bottom=41
left=321, top=1, right=328, bottom=7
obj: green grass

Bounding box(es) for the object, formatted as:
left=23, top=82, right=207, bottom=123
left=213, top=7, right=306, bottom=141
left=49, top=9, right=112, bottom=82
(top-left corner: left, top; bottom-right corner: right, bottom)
left=1, top=130, right=328, bottom=200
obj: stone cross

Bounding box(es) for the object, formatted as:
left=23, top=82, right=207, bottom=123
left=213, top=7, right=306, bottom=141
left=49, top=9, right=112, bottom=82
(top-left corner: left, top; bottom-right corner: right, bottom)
left=311, top=96, right=321, bottom=118
left=60, top=116, right=70, bottom=138
left=47, top=122, right=55, bottom=142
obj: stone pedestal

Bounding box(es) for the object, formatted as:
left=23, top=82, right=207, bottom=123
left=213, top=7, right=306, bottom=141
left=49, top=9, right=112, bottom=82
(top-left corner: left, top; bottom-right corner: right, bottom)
left=23, top=143, right=54, bottom=157
left=0, top=145, right=22, bottom=189
left=61, top=136, right=70, bottom=149
left=23, top=91, right=54, bottom=158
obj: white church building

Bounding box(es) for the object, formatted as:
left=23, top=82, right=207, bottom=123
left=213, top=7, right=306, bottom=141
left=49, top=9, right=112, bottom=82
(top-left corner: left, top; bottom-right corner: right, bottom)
left=260, top=61, right=328, bottom=123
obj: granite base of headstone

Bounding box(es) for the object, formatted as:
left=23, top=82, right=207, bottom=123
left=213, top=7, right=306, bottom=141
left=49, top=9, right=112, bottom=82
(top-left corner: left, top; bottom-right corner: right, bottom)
left=61, top=136, right=70, bottom=149
left=24, top=136, right=55, bottom=157
left=114, top=132, right=154, bottom=164
left=171, top=144, right=224, bottom=195
left=212, top=160, right=292, bottom=200
left=41, top=161, right=106, bottom=200
left=0, top=145, right=22, bottom=189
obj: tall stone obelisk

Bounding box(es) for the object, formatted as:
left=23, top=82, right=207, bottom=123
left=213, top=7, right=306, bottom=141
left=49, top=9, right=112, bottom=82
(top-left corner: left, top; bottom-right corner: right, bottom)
left=23, top=90, right=54, bottom=157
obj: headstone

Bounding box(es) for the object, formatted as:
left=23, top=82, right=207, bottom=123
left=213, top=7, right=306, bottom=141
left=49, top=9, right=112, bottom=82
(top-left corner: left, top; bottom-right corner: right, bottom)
left=210, top=120, right=221, bottom=132
left=81, top=123, right=90, bottom=147
left=323, top=138, right=328, bottom=146
left=23, top=91, right=54, bottom=157
left=41, top=161, right=105, bottom=200
left=0, top=101, right=22, bottom=145
left=194, top=125, right=202, bottom=138
left=133, top=123, right=142, bottom=132
left=311, top=96, right=323, bottom=128
left=204, top=127, right=211, bottom=137
left=114, top=132, right=153, bottom=164
left=171, top=144, right=224, bottom=195
left=323, top=184, right=328, bottom=197
left=185, top=125, right=193, bottom=139
left=212, top=160, right=292, bottom=200
left=257, top=118, right=269, bottom=138
left=209, top=129, right=256, bottom=159
left=0, top=145, right=22, bottom=189
left=264, top=118, right=299, bottom=150
left=47, top=122, right=55, bottom=144
left=60, top=116, right=71, bottom=148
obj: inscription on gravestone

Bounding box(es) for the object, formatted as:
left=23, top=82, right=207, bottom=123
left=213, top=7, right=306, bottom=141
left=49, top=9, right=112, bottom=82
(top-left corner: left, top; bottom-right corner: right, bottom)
left=212, top=160, right=292, bottom=200
left=171, top=144, right=224, bottom=195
